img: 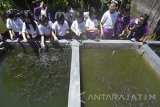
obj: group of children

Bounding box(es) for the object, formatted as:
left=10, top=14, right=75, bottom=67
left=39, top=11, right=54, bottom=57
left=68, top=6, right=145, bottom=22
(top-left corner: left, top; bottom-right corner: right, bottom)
left=4, top=0, right=151, bottom=48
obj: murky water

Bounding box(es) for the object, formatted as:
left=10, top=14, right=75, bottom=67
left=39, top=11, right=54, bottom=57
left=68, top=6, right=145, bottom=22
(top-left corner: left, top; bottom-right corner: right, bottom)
left=80, top=48, right=160, bottom=107
left=0, top=47, right=71, bottom=107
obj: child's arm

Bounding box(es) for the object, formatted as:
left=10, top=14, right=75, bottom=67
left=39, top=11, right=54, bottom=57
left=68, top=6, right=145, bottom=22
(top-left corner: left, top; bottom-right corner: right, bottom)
left=8, top=29, right=15, bottom=40
left=85, top=20, right=98, bottom=32
left=21, top=32, right=28, bottom=42
left=51, top=30, right=58, bottom=41
left=6, top=19, right=15, bottom=40
left=100, top=22, right=103, bottom=38
left=21, top=23, right=28, bottom=41
left=0, top=34, right=2, bottom=40
left=142, top=35, right=149, bottom=43
left=71, top=21, right=81, bottom=36
left=139, top=35, right=149, bottom=46
left=128, top=25, right=136, bottom=31
left=39, top=26, right=45, bottom=47
left=65, top=21, right=70, bottom=36
left=66, top=30, right=70, bottom=35
left=71, top=28, right=80, bottom=36
left=86, top=27, right=99, bottom=32
left=141, top=25, right=150, bottom=45
left=41, top=35, right=45, bottom=47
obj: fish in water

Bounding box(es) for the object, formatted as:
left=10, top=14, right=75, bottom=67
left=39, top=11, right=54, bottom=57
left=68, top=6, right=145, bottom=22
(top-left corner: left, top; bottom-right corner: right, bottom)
left=112, top=50, right=116, bottom=56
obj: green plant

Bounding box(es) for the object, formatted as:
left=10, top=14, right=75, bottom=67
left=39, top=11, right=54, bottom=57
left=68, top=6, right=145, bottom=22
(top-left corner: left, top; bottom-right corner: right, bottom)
left=0, top=0, right=12, bottom=16
left=100, top=0, right=108, bottom=6
left=55, top=0, right=68, bottom=8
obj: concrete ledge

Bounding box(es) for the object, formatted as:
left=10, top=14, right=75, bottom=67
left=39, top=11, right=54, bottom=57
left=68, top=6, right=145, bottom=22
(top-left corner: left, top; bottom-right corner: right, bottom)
left=147, top=40, right=160, bottom=44
left=139, top=44, right=160, bottom=78
left=81, top=40, right=138, bottom=49
left=6, top=39, right=68, bottom=46
left=68, top=41, right=81, bottom=107
left=5, top=39, right=69, bottom=43
left=82, top=40, right=136, bottom=44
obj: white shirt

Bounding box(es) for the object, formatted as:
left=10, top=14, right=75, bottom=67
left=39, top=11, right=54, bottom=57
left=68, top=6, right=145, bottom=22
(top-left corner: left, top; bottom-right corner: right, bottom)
left=71, top=20, right=85, bottom=33
left=22, top=21, right=38, bottom=35
left=101, top=11, right=118, bottom=29
left=53, top=21, right=69, bottom=36
left=84, top=12, right=89, bottom=21
left=38, top=21, right=54, bottom=36
left=6, top=18, right=23, bottom=32
left=85, top=18, right=98, bottom=30
left=41, top=8, right=47, bottom=17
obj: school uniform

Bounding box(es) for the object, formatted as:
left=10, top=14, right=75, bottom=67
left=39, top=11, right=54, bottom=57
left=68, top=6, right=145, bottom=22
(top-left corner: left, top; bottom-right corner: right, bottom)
left=101, top=10, right=118, bottom=39
left=53, top=20, right=69, bottom=40
left=38, top=21, right=54, bottom=40
left=114, top=12, right=130, bottom=37
left=85, top=18, right=98, bottom=39
left=34, top=6, right=50, bottom=21
left=38, top=20, right=63, bottom=50
left=34, top=6, right=41, bottom=21
left=128, top=19, right=150, bottom=41
left=71, top=20, right=85, bottom=40
left=6, top=18, right=23, bottom=39
left=22, top=21, right=39, bottom=39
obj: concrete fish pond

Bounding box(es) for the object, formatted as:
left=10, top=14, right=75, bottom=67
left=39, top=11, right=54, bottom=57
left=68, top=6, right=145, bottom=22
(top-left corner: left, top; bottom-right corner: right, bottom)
left=0, top=40, right=160, bottom=107
left=79, top=40, right=160, bottom=107
left=0, top=40, right=71, bottom=107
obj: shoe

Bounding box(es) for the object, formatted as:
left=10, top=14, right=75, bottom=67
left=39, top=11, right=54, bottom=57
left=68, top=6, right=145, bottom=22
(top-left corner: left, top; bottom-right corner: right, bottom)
left=130, top=38, right=136, bottom=42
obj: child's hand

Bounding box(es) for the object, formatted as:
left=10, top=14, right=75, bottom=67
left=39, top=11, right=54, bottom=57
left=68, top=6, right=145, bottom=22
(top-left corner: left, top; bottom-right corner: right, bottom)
left=54, top=36, right=58, bottom=41
left=66, top=31, right=70, bottom=34
left=76, top=31, right=81, bottom=36
left=40, top=1, right=44, bottom=7
left=32, top=34, right=37, bottom=39
left=19, top=32, right=22, bottom=35
left=41, top=42, right=45, bottom=48
left=100, top=31, right=104, bottom=38
left=75, top=32, right=78, bottom=36
left=94, top=28, right=98, bottom=31
left=95, top=28, right=99, bottom=33
left=139, top=42, right=144, bottom=46
left=10, top=31, right=15, bottom=40
left=10, top=34, right=15, bottom=40
left=0, top=34, right=2, bottom=39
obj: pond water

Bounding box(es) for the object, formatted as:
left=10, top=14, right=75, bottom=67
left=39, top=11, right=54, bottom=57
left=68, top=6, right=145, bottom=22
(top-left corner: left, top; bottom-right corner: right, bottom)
left=80, top=48, right=160, bottom=107
left=0, top=47, right=71, bottom=107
